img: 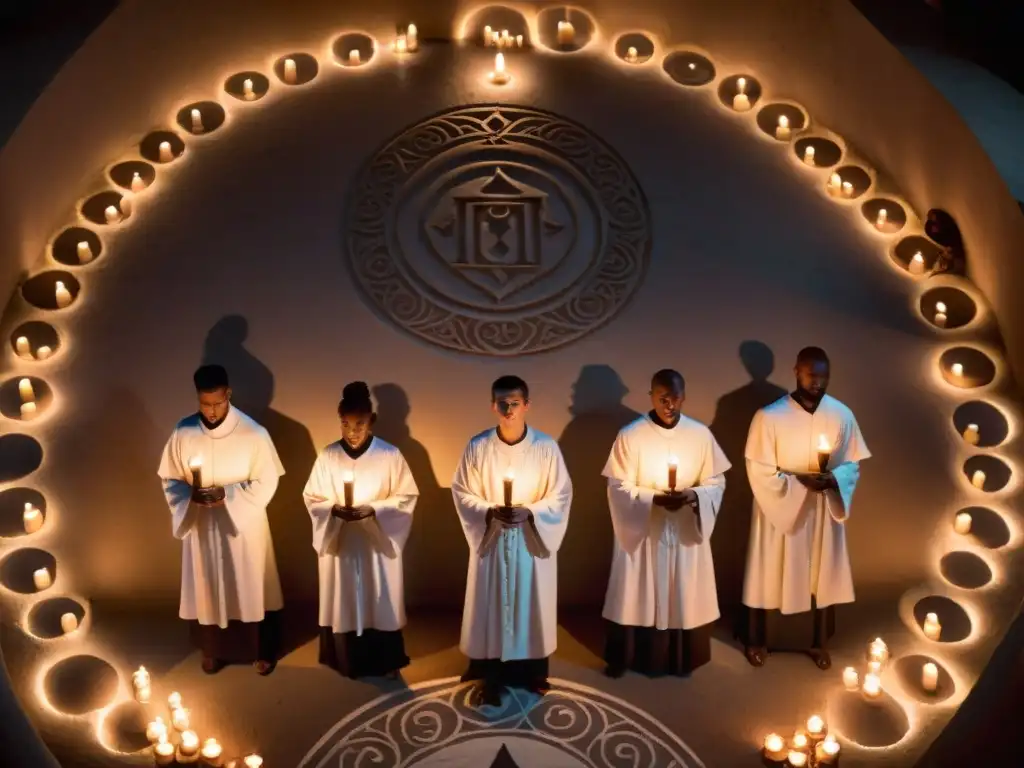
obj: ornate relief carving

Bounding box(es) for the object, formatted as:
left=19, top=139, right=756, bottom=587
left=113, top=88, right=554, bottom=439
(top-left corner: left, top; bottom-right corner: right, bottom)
left=298, top=678, right=705, bottom=767
left=345, top=105, right=651, bottom=355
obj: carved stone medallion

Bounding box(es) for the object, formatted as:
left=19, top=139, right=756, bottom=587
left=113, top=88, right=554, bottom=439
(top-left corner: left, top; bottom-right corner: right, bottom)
left=298, top=678, right=705, bottom=768
left=344, top=105, right=652, bottom=355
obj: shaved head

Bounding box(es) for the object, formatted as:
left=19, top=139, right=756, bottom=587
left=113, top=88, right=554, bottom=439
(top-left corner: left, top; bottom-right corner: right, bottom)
left=651, top=368, right=685, bottom=392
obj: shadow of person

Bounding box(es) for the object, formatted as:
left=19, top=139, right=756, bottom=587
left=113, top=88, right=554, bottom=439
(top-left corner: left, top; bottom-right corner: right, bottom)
left=708, top=341, right=787, bottom=636
left=202, top=316, right=319, bottom=657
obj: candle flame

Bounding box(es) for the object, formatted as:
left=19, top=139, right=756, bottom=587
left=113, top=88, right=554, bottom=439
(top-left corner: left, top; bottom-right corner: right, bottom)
left=807, top=715, right=824, bottom=734
left=342, top=470, right=354, bottom=483
left=791, top=732, right=808, bottom=749
left=822, top=736, right=840, bottom=756
left=188, top=457, right=202, bottom=469
left=495, top=52, right=505, bottom=73
left=505, top=468, right=515, bottom=480
left=181, top=731, right=198, bottom=748
left=668, top=455, right=678, bottom=467
left=816, top=434, right=830, bottom=452
left=935, top=301, right=947, bottom=314
left=763, top=733, right=784, bottom=752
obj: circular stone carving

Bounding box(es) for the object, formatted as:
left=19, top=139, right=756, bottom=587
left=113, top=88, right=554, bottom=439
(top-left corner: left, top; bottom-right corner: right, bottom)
left=99, top=700, right=151, bottom=754
left=42, top=655, right=119, bottom=715
left=0, top=547, right=56, bottom=593
left=175, top=101, right=226, bottom=135
left=332, top=33, right=376, bottom=66
left=963, top=454, right=1012, bottom=493
left=662, top=51, right=715, bottom=86
left=0, top=434, right=44, bottom=482
left=614, top=33, right=655, bottom=64
left=51, top=226, right=102, bottom=266
left=10, top=321, right=61, bottom=361
left=940, top=550, right=993, bottom=589
left=298, top=678, right=705, bottom=767
left=345, top=105, right=652, bottom=355
left=861, top=197, right=907, bottom=234
left=939, top=346, right=996, bottom=388
left=893, top=654, right=956, bottom=704
left=828, top=689, right=910, bottom=748
left=913, top=595, right=972, bottom=642
left=28, top=596, right=87, bottom=639
left=0, top=487, right=46, bottom=538
left=921, top=285, right=977, bottom=330
left=109, top=160, right=155, bottom=192
left=793, top=137, right=842, bottom=168
left=225, top=71, right=270, bottom=102
left=953, top=506, right=1010, bottom=549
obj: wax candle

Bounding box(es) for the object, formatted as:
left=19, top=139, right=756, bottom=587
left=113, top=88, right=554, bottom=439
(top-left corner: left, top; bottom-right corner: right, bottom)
left=133, top=667, right=151, bottom=703
left=60, top=612, right=78, bottom=634
left=971, top=470, right=986, bottom=489
left=104, top=205, right=121, bottom=224
left=500, top=30, right=510, bottom=48
left=963, top=423, right=980, bottom=445
left=868, top=637, right=889, bottom=665
left=178, top=730, right=199, bottom=763
left=200, top=738, right=224, bottom=767
left=954, top=511, right=972, bottom=534
left=131, top=171, right=146, bottom=193
left=842, top=666, right=858, bottom=690
left=667, top=456, right=678, bottom=491
left=806, top=715, right=825, bottom=739
left=407, top=24, right=418, bottom=51
left=23, top=503, right=42, bottom=534
left=146, top=717, right=167, bottom=744
left=828, top=173, right=842, bottom=194
left=503, top=468, right=514, bottom=507
left=816, top=434, right=831, bottom=472
left=862, top=672, right=882, bottom=701
left=923, top=612, right=942, bottom=640
left=243, top=756, right=263, bottom=768
left=167, top=691, right=182, bottom=709
left=77, top=241, right=93, bottom=263
left=489, top=52, right=509, bottom=84
left=158, top=141, right=173, bottom=162
left=816, top=736, right=841, bottom=765
left=15, top=336, right=31, bottom=357
left=395, top=34, right=407, bottom=53
left=19, top=377, right=34, bottom=403
left=922, top=662, right=938, bottom=693
left=934, top=311, right=948, bottom=327
left=171, top=706, right=190, bottom=731
left=120, top=193, right=133, bottom=217
left=490, top=29, right=500, bottom=46
left=483, top=25, right=492, bottom=45
left=763, top=733, right=787, bottom=762
left=348, top=49, right=360, bottom=65
left=189, top=457, right=203, bottom=488
left=516, top=34, right=523, bottom=47
left=733, top=77, right=751, bottom=111
left=55, top=281, right=72, bottom=308
left=909, top=251, right=926, bottom=274
left=775, top=115, right=791, bottom=140
left=191, top=108, right=204, bottom=133
left=842, top=181, right=853, bottom=198
left=876, top=208, right=888, bottom=229
left=243, top=78, right=255, bottom=100
left=154, top=737, right=175, bottom=766
left=787, top=751, right=807, bottom=767
left=34, top=567, right=52, bottom=591
left=791, top=732, right=808, bottom=751
left=803, top=146, right=816, bottom=165
left=951, top=362, right=964, bottom=378
left=557, top=20, right=575, bottom=46
left=35, top=345, right=52, bottom=360
left=283, top=58, right=297, bottom=83
left=625, top=46, right=638, bottom=63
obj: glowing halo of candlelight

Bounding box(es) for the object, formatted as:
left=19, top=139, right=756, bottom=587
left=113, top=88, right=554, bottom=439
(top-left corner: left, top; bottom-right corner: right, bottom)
left=660, top=48, right=716, bottom=87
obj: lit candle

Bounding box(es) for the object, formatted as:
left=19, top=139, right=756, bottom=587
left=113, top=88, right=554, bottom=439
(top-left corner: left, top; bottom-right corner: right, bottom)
left=191, top=108, right=204, bottom=133
left=189, top=457, right=203, bottom=488
left=868, top=659, right=882, bottom=675
left=922, top=661, right=938, bottom=693
left=923, top=612, right=942, bottom=641
left=951, top=362, right=964, bottom=378
left=503, top=468, right=514, bottom=507
left=60, top=612, right=78, bottom=634
left=688, top=61, right=696, bottom=70
left=775, top=115, right=791, bottom=140
left=158, top=141, right=173, bottom=162
left=283, top=58, right=297, bottom=83
left=407, top=24, right=418, bottom=51
left=828, top=172, right=842, bottom=194
left=971, top=469, right=986, bottom=489
left=200, top=738, right=224, bottom=767
left=23, top=503, right=42, bottom=533
left=556, top=20, right=575, bottom=46
left=732, top=77, right=751, bottom=111
left=763, top=733, right=787, bottom=763
left=348, top=49, right=360, bottom=65
left=625, top=46, right=638, bottom=63
left=935, top=300, right=947, bottom=316
left=77, top=240, right=93, bottom=263
left=489, top=52, right=510, bottom=85
left=167, top=691, right=182, bottom=709
left=806, top=715, right=825, bottom=739
left=868, top=637, right=889, bottom=665
left=104, top=205, right=121, bottom=224
left=516, top=34, right=523, bottom=47
left=876, top=208, right=888, bottom=229
left=20, top=399, right=37, bottom=419
left=490, top=29, right=500, bottom=46
left=35, top=345, right=52, bottom=360
left=343, top=469, right=354, bottom=508
left=146, top=717, right=168, bottom=744
left=131, top=171, right=146, bottom=193
left=803, top=145, right=816, bottom=165
left=667, top=455, right=678, bottom=491
left=154, top=737, right=175, bottom=766
left=171, top=706, right=190, bottom=731
left=963, top=423, right=980, bottom=445
left=816, top=735, right=841, bottom=765
left=791, top=732, right=808, bottom=751
left=55, top=281, right=72, bottom=308
left=15, top=336, right=31, bottom=357
left=934, top=310, right=948, bottom=327
left=909, top=251, right=926, bottom=274
left=500, top=30, right=510, bottom=48
left=954, top=511, right=972, bottom=534
left=862, top=672, right=882, bottom=701
left=394, top=34, right=407, bottom=53
left=816, top=433, right=831, bottom=472
left=842, top=666, right=858, bottom=690
left=787, top=751, right=807, bottom=767
left=177, top=730, right=199, bottom=762
left=243, top=756, right=263, bottom=768
left=133, top=666, right=151, bottom=703
left=842, top=181, right=853, bottom=198
left=33, top=567, right=52, bottom=591
left=120, top=193, right=133, bottom=217
left=19, top=377, right=35, bottom=402
left=243, top=78, right=255, bottom=100
left=483, top=25, right=492, bottom=45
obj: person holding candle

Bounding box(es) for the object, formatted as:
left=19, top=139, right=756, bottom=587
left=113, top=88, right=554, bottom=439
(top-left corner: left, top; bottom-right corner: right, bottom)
left=601, top=369, right=731, bottom=678
left=452, top=375, right=573, bottom=706
left=740, top=347, right=871, bottom=670
left=303, top=381, right=419, bottom=679
left=157, top=364, right=285, bottom=676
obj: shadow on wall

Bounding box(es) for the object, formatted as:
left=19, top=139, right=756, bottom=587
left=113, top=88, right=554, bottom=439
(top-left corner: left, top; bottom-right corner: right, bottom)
left=709, top=341, right=787, bottom=628
left=557, top=364, right=640, bottom=608
left=201, top=315, right=319, bottom=655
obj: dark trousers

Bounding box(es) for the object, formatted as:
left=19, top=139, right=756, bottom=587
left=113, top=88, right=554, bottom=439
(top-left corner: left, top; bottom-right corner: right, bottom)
left=191, top=610, right=280, bottom=663
left=741, top=601, right=836, bottom=651
left=604, top=620, right=713, bottom=676
left=319, top=627, right=410, bottom=678
left=462, top=657, right=549, bottom=688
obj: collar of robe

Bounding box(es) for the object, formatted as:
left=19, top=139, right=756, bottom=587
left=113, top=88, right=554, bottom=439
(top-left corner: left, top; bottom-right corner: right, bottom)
left=200, top=404, right=241, bottom=437
left=495, top=424, right=529, bottom=446
left=647, top=409, right=680, bottom=431
left=340, top=434, right=374, bottom=459
left=790, top=389, right=825, bottom=414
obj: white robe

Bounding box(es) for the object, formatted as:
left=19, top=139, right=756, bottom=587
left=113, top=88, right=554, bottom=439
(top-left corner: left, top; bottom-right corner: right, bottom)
left=452, top=427, right=572, bottom=661
left=602, top=414, right=731, bottom=631
left=742, top=394, right=871, bottom=614
left=303, top=438, right=418, bottom=635
left=158, top=406, right=285, bottom=628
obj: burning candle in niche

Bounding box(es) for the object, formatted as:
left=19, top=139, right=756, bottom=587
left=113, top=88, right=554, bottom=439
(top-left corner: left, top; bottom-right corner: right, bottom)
left=407, top=24, right=418, bottom=51
left=816, top=736, right=841, bottom=765
left=862, top=672, right=882, bottom=701
left=394, top=34, right=407, bottom=53
left=791, top=732, right=808, bottom=751
left=243, top=78, right=255, bottom=100
left=775, top=114, right=791, bottom=140
left=120, top=193, right=133, bottom=217
left=667, top=456, right=678, bottom=491
left=816, top=434, right=831, bottom=472
left=200, top=738, right=224, bottom=767
left=171, top=706, right=190, bottom=731
left=104, top=205, right=121, bottom=224
left=55, top=281, right=72, bottom=308
left=503, top=469, right=514, bottom=507
left=33, top=567, right=52, bottom=591
left=732, top=77, right=751, bottom=111
left=828, top=172, right=842, bottom=194
left=625, top=46, right=638, bottom=63
left=146, top=716, right=167, bottom=744
left=500, top=30, right=510, bottom=48
left=158, top=141, right=173, bottom=162
left=934, top=300, right=948, bottom=327
left=875, top=208, right=888, bottom=229
left=19, top=377, right=35, bottom=403
left=191, top=108, right=204, bottom=133
left=954, top=511, right=972, bottom=534
left=971, top=469, right=986, bottom=489
left=283, top=58, right=297, bottom=83
left=787, top=751, right=807, bottom=767
left=868, top=637, right=889, bottom=665
left=556, top=20, right=575, bottom=46
left=23, top=503, right=42, bottom=534
left=842, top=666, right=859, bottom=690
left=483, top=25, right=492, bottom=45
left=167, top=691, right=182, bottom=709
left=922, top=661, right=939, bottom=693
left=909, top=251, right=926, bottom=274
left=806, top=715, right=826, bottom=740
left=243, top=756, right=263, bottom=768
left=189, top=457, right=203, bottom=488
left=154, top=737, right=175, bottom=766
left=15, top=336, right=31, bottom=357
left=489, top=52, right=510, bottom=85
left=133, top=666, right=151, bottom=703
left=516, top=34, right=523, bottom=47
left=348, top=49, right=360, bottom=65
left=963, top=423, right=980, bottom=445
left=762, top=733, right=786, bottom=763
left=77, top=240, right=93, bottom=263
left=923, top=612, right=942, bottom=640
left=950, top=362, right=964, bottom=379
left=36, top=345, right=52, bottom=360
left=60, top=612, right=78, bottom=634
left=841, top=181, right=854, bottom=198
left=131, top=171, right=146, bottom=193
left=177, top=730, right=199, bottom=763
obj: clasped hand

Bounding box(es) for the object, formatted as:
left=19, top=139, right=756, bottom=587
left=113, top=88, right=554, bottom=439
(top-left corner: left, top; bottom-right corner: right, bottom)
left=191, top=485, right=226, bottom=507
left=491, top=505, right=531, bottom=526
left=794, top=472, right=836, bottom=492
left=653, top=488, right=698, bottom=512
left=331, top=504, right=375, bottom=522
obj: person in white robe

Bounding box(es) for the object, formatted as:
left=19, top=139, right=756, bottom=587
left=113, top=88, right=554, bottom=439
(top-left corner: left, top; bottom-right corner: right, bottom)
left=452, top=375, right=573, bottom=706
left=602, top=369, right=731, bottom=677
left=303, top=381, right=419, bottom=678
left=157, top=364, right=285, bottom=675
left=741, top=347, right=871, bottom=669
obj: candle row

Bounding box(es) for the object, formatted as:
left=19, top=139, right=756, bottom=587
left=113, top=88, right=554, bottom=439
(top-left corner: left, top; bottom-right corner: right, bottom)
left=483, top=26, right=523, bottom=48
left=762, top=715, right=840, bottom=766
left=393, top=24, right=418, bottom=54
left=145, top=687, right=262, bottom=766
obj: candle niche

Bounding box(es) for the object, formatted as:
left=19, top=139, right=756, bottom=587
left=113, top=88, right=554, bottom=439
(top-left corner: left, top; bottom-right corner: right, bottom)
left=914, top=596, right=972, bottom=643
left=140, top=131, right=185, bottom=164
left=108, top=160, right=156, bottom=196
left=918, top=286, right=978, bottom=331
left=755, top=103, right=807, bottom=141
left=963, top=455, right=1011, bottom=494
left=26, top=597, right=85, bottom=639
left=274, top=52, right=319, bottom=85
left=20, top=271, right=81, bottom=311
left=42, top=653, right=120, bottom=716
left=536, top=6, right=595, bottom=52
left=2, top=375, right=54, bottom=421
left=861, top=198, right=906, bottom=234
left=471, top=6, right=531, bottom=48
left=80, top=190, right=128, bottom=227
left=952, top=400, right=1008, bottom=449
left=893, top=654, right=956, bottom=703
left=793, top=137, right=843, bottom=168
left=892, top=235, right=942, bottom=276
left=614, top=33, right=655, bottom=64
left=662, top=50, right=716, bottom=86
left=331, top=33, right=376, bottom=67
left=176, top=102, right=226, bottom=135
left=9, top=322, right=61, bottom=362
left=0, top=547, right=56, bottom=593
left=224, top=71, right=270, bottom=101
left=939, top=550, right=993, bottom=590
left=718, top=74, right=761, bottom=112
left=826, top=165, right=871, bottom=200
left=939, top=346, right=997, bottom=389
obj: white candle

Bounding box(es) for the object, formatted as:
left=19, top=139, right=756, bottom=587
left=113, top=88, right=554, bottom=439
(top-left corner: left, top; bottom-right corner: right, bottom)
left=283, top=58, right=297, bottom=83
left=556, top=21, right=575, bottom=46
left=171, top=706, right=190, bottom=731
left=77, top=241, right=93, bottom=263
left=243, top=756, right=263, bottom=768
left=15, top=336, right=31, bottom=357
left=842, top=666, right=859, bottom=690
left=934, top=311, right=948, bottom=327
left=817, top=736, right=841, bottom=764
left=178, top=730, right=199, bottom=762
left=55, top=281, right=72, bottom=308
left=876, top=208, right=888, bottom=229
left=167, top=691, right=182, bottom=709
left=963, top=423, right=980, bottom=445
left=775, top=115, right=791, bottom=140
left=191, top=108, right=204, bottom=133
left=104, top=205, right=121, bottom=224
left=19, top=377, right=34, bottom=402
left=791, top=732, right=808, bottom=751
left=35, top=345, right=52, bottom=360
left=922, top=662, right=939, bottom=693
left=33, top=567, right=52, bottom=591
left=828, top=172, right=842, bottom=193
left=200, top=738, right=224, bottom=766
left=868, top=659, right=882, bottom=675
left=60, top=612, right=78, bottom=634
left=394, top=34, right=407, bottom=53
left=733, top=77, right=751, bottom=111
left=763, top=733, right=786, bottom=760
left=951, top=362, right=964, bottom=378
left=489, top=52, right=510, bottom=85
left=243, top=78, right=255, bottom=100
left=158, top=141, right=173, bottom=162
left=971, top=469, right=986, bottom=489
left=348, top=49, right=360, bottom=65
left=909, top=251, right=926, bottom=274
left=189, top=457, right=203, bottom=488
left=407, top=24, right=418, bottom=51
left=787, top=751, right=807, bottom=767
left=155, top=737, right=175, bottom=766
left=516, top=34, right=523, bottom=47
left=131, top=171, right=146, bottom=193
left=500, top=30, right=510, bottom=48
left=954, top=511, right=972, bottom=534
left=862, top=672, right=882, bottom=701
left=868, top=637, right=889, bottom=664
left=803, top=145, right=816, bottom=165
left=483, top=25, right=492, bottom=45
left=133, top=666, right=151, bottom=702
left=923, top=612, right=942, bottom=640
left=120, top=193, right=133, bottom=217
left=20, top=402, right=36, bottom=420
left=625, top=46, right=638, bottom=63
left=806, top=715, right=825, bottom=738
left=23, top=503, right=42, bottom=533
left=842, top=181, right=853, bottom=198
left=146, top=717, right=167, bottom=744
